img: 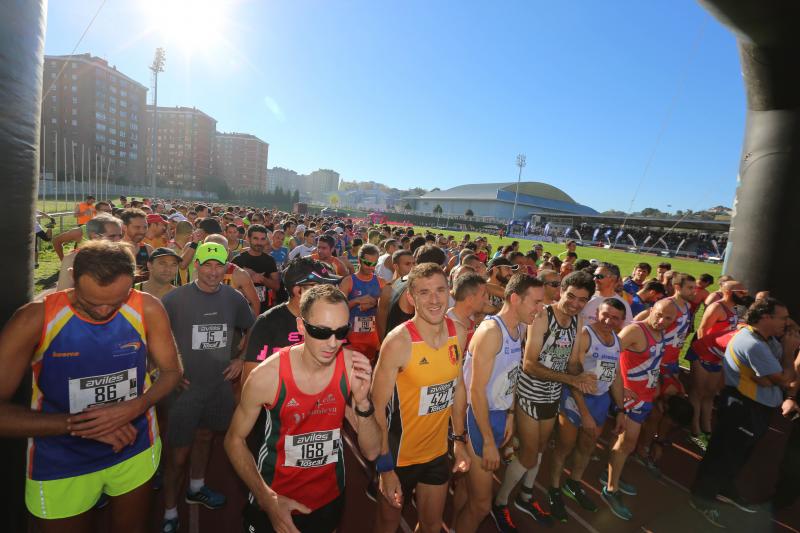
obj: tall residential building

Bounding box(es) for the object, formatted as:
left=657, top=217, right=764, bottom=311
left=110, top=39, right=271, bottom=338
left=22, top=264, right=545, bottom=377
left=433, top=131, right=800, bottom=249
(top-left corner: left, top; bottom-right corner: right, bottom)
left=305, top=169, right=340, bottom=198
left=267, top=167, right=340, bottom=201
left=267, top=167, right=300, bottom=192
left=40, top=54, right=148, bottom=185
left=213, top=133, right=269, bottom=191
left=145, top=106, right=216, bottom=190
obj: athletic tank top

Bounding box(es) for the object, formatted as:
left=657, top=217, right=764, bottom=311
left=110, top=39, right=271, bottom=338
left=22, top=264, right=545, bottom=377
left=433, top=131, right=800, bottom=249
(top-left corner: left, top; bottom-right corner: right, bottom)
left=386, top=278, right=414, bottom=335
left=447, top=309, right=476, bottom=348
left=705, top=303, right=738, bottom=338
left=135, top=244, right=150, bottom=271
left=253, top=346, right=350, bottom=511
left=389, top=318, right=461, bottom=467
left=620, top=322, right=665, bottom=403
left=222, top=263, right=237, bottom=286
left=375, top=254, right=393, bottom=282
left=517, top=305, right=577, bottom=404
left=661, top=297, right=692, bottom=368
left=463, top=315, right=523, bottom=411
left=347, top=273, right=381, bottom=333
left=28, top=290, right=157, bottom=481
left=346, top=252, right=359, bottom=269
left=582, top=324, right=621, bottom=397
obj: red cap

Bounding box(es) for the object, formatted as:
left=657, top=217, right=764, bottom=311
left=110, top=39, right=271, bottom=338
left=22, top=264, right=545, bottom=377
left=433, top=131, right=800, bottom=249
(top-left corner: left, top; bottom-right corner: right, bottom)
left=146, top=214, right=166, bottom=225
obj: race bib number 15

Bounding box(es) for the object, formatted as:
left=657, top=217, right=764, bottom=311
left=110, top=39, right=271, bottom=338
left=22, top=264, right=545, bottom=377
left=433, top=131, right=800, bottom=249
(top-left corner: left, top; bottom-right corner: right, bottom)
left=192, top=323, right=228, bottom=350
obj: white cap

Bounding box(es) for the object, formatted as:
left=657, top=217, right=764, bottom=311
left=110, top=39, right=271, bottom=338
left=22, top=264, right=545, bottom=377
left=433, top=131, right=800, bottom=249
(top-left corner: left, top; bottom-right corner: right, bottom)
left=589, top=258, right=600, bottom=265
left=297, top=224, right=307, bottom=233
left=168, top=213, right=188, bottom=222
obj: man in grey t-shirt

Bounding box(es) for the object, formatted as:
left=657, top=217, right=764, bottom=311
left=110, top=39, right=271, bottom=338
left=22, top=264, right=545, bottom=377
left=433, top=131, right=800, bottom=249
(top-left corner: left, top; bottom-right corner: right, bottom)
left=160, top=243, right=255, bottom=532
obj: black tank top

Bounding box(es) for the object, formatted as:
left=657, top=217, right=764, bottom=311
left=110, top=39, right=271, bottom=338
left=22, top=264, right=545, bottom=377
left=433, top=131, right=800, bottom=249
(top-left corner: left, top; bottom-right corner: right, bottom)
left=386, top=278, right=414, bottom=335
left=135, top=245, right=150, bottom=269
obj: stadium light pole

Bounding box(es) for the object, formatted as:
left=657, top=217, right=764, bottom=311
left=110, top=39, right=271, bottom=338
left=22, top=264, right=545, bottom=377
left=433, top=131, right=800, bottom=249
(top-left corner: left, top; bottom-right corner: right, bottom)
left=149, top=47, right=166, bottom=198
left=511, top=153, right=526, bottom=223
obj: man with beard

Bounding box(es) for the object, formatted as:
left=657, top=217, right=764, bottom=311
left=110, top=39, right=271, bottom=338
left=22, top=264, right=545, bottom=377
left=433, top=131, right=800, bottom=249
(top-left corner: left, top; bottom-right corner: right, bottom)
left=453, top=274, right=545, bottom=533
left=121, top=208, right=153, bottom=275
left=160, top=243, right=255, bottom=533
left=0, top=241, right=181, bottom=532
left=225, top=285, right=382, bottom=533
left=690, top=298, right=799, bottom=527
left=312, top=234, right=351, bottom=277
left=601, top=298, right=676, bottom=521
left=492, top=272, right=597, bottom=530
left=376, top=249, right=415, bottom=341
left=233, top=224, right=280, bottom=314
left=371, top=263, right=471, bottom=533
left=686, top=280, right=749, bottom=451
left=486, top=257, right=519, bottom=314
left=135, top=247, right=180, bottom=300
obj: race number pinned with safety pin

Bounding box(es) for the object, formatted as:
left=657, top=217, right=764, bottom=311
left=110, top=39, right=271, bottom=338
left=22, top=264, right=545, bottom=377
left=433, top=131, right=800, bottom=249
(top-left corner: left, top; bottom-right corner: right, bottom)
left=192, top=323, right=228, bottom=350
left=68, top=368, right=138, bottom=414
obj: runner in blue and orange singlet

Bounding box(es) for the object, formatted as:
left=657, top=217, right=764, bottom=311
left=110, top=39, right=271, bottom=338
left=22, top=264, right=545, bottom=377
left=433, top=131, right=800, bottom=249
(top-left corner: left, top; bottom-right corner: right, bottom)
left=0, top=241, right=181, bottom=531
left=339, top=243, right=384, bottom=362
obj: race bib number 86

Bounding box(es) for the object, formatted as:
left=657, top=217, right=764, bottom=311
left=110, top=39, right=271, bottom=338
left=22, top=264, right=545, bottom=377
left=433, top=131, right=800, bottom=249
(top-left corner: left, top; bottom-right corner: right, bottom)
left=68, top=368, right=137, bottom=414
left=284, top=429, right=341, bottom=468
left=418, top=379, right=456, bottom=416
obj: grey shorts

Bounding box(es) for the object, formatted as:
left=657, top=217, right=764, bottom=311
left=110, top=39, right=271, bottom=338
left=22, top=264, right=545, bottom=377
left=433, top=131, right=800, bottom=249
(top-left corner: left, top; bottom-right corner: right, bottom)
left=165, top=381, right=234, bottom=447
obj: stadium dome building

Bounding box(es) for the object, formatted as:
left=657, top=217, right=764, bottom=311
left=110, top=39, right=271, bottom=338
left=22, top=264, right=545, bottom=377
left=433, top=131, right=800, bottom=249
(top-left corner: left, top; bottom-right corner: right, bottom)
left=404, top=181, right=597, bottom=219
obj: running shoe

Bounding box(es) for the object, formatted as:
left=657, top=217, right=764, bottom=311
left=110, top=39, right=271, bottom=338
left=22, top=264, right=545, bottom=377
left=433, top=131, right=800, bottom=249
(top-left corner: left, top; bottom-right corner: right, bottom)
left=599, top=471, right=638, bottom=496
left=185, top=486, right=226, bottom=509
left=490, top=504, right=518, bottom=532
left=689, top=433, right=710, bottom=453
left=716, top=491, right=757, bottom=514
left=689, top=497, right=726, bottom=528
left=513, top=494, right=554, bottom=527
left=547, top=487, right=568, bottom=522
left=601, top=487, right=632, bottom=521
left=563, top=479, right=598, bottom=512
left=633, top=454, right=662, bottom=479
left=161, top=517, right=179, bottom=533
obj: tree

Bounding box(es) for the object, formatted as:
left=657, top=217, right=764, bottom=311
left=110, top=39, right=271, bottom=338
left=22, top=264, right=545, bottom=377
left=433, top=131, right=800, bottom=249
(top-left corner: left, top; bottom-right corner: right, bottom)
left=465, top=208, right=474, bottom=218
left=404, top=202, right=413, bottom=211
left=292, top=189, right=300, bottom=204
left=433, top=204, right=443, bottom=215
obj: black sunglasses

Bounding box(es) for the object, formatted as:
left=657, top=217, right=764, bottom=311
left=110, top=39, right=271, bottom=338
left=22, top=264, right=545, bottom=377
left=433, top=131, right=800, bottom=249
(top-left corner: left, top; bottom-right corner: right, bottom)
left=593, top=274, right=607, bottom=280
left=302, top=320, right=350, bottom=340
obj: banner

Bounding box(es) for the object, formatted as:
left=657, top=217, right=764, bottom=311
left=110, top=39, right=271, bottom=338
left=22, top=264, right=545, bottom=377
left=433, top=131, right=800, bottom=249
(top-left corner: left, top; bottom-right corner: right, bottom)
left=711, top=239, right=720, bottom=256
left=543, top=223, right=551, bottom=236
left=564, top=227, right=572, bottom=237
left=592, top=228, right=600, bottom=241
left=614, top=229, right=624, bottom=244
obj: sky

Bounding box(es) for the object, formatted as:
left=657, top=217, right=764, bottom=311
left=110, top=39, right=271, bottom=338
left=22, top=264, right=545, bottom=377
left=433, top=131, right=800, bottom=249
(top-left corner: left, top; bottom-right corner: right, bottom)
left=44, top=0, right=746, bottom=213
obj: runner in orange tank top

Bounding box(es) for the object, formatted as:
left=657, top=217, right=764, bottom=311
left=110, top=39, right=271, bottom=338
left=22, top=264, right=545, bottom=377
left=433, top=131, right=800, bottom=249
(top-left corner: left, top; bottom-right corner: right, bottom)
left=371, top=263, right=470, bottom=533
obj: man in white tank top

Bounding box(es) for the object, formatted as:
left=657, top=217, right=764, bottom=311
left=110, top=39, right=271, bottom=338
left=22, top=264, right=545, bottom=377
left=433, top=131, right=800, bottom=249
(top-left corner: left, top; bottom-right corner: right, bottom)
left=452, top=274, right=544, bottom=533
left=546, top=298, right=628, bottom=520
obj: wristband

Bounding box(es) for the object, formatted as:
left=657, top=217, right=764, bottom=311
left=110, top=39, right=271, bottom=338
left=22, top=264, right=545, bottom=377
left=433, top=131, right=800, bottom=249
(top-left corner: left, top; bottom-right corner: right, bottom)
left=354, top=399, right=375, bottom=418
left=449, top=430, right=467, bottom=443
left=188, top=242, right=198, bottom=250
left=375, top=452, right=395, bottom=473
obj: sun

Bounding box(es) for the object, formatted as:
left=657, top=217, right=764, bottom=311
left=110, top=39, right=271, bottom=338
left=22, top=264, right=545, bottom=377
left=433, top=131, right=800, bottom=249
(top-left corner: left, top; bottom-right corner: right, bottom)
left=141, top=0, right=230, bottom=53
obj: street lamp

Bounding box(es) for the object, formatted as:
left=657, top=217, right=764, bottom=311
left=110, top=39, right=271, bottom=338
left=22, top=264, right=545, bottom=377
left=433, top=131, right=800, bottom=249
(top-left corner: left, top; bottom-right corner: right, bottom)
left=149, top=47, right=166, bottom=197
left=511, top=153, right=526, bottom=223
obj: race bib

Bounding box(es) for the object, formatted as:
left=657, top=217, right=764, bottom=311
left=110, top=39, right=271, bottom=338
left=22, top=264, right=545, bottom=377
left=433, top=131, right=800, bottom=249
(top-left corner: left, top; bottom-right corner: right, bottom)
left=192, top=323, right=228, bottom=350
left=353, top=315, right=376, bottom=333
left=283, top=429, right=341, bottom=468
left=503, top=366, right=520, bottom=398
left=418, top=379, right=456, bottom=416
left=646, top=369, right=660, bottom=389
left=255, top=285, right=267, bottom=302
left=68, top=368, right=138, bottom=414
left=596, top=361, right=616, bottom=383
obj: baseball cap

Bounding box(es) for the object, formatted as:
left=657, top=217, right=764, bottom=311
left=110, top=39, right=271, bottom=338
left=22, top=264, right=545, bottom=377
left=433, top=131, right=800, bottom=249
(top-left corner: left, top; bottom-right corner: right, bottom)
left=148, top=247, right=181, bottom=262
left=282, top=257, right=342, bottom=290
left=589, top=258, right=600, bottom=266
left=146, top=214, right=166, bottom=225
left=195, top=242, right=228, bottom=265
left=297, top=224, right=307, bottom=233
left=488, top=257, right=520, bottom=270
left=168, top=212, right=188, bottom=222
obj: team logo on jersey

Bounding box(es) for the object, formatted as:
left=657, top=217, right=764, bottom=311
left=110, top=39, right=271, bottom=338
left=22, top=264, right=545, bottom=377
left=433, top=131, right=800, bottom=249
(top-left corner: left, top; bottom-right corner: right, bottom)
left=118, top=341, right=142, bottom=352
left=286, top=398, right=300, bottom=407
left=448, top=344, right=460, bottom=365
left=51, top=351, right=80, bottom=358
left=419, top=357, right=430, bottom=365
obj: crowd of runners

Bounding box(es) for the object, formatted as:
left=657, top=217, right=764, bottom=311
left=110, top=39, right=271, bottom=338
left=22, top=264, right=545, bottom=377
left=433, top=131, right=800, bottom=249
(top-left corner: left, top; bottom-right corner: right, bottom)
left=1, top=195, right=798, bottom=533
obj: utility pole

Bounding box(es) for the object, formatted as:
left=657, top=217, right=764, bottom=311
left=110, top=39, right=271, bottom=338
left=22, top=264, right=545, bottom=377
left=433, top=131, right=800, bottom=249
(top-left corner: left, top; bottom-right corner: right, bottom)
left=149, top=47, right=166, bottom=198
left=511, top=153, right=526, bottom=223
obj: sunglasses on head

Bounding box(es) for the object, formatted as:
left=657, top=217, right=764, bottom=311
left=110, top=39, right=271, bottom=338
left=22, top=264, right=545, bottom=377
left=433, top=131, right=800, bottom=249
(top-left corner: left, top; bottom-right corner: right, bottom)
left=302, top=320, right=350, bottom=340
left=360, top=258, right=378, bottom=267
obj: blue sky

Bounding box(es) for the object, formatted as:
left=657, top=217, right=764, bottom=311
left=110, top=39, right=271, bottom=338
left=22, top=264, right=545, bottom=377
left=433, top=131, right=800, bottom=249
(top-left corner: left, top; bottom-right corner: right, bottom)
left=44, top=1, right=745, bottom=213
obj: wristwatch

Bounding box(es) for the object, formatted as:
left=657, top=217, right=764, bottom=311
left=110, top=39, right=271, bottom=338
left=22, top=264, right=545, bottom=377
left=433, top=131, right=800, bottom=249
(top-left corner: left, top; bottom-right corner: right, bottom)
left=354, top=398, right=375, bottom=418
left=449, top=431, right=467, bottom=443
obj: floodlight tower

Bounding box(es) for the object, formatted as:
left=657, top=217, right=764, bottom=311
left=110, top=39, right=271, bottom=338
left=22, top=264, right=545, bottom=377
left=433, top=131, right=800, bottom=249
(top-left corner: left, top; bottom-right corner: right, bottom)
left=149, top=47, right=166, bottom=197
left=511, top=153, right=526, bottom=223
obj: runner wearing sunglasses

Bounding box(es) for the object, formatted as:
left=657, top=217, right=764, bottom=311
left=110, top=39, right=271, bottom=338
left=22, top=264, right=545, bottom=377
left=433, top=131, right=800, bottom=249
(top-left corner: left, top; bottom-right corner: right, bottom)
left=339, top=244, right=385, bottom=362
left=225, top=284, right=382, bottom=533
left=579, top=262, right=632, bottom=327
left=537, top=269, right=561, bottom=305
